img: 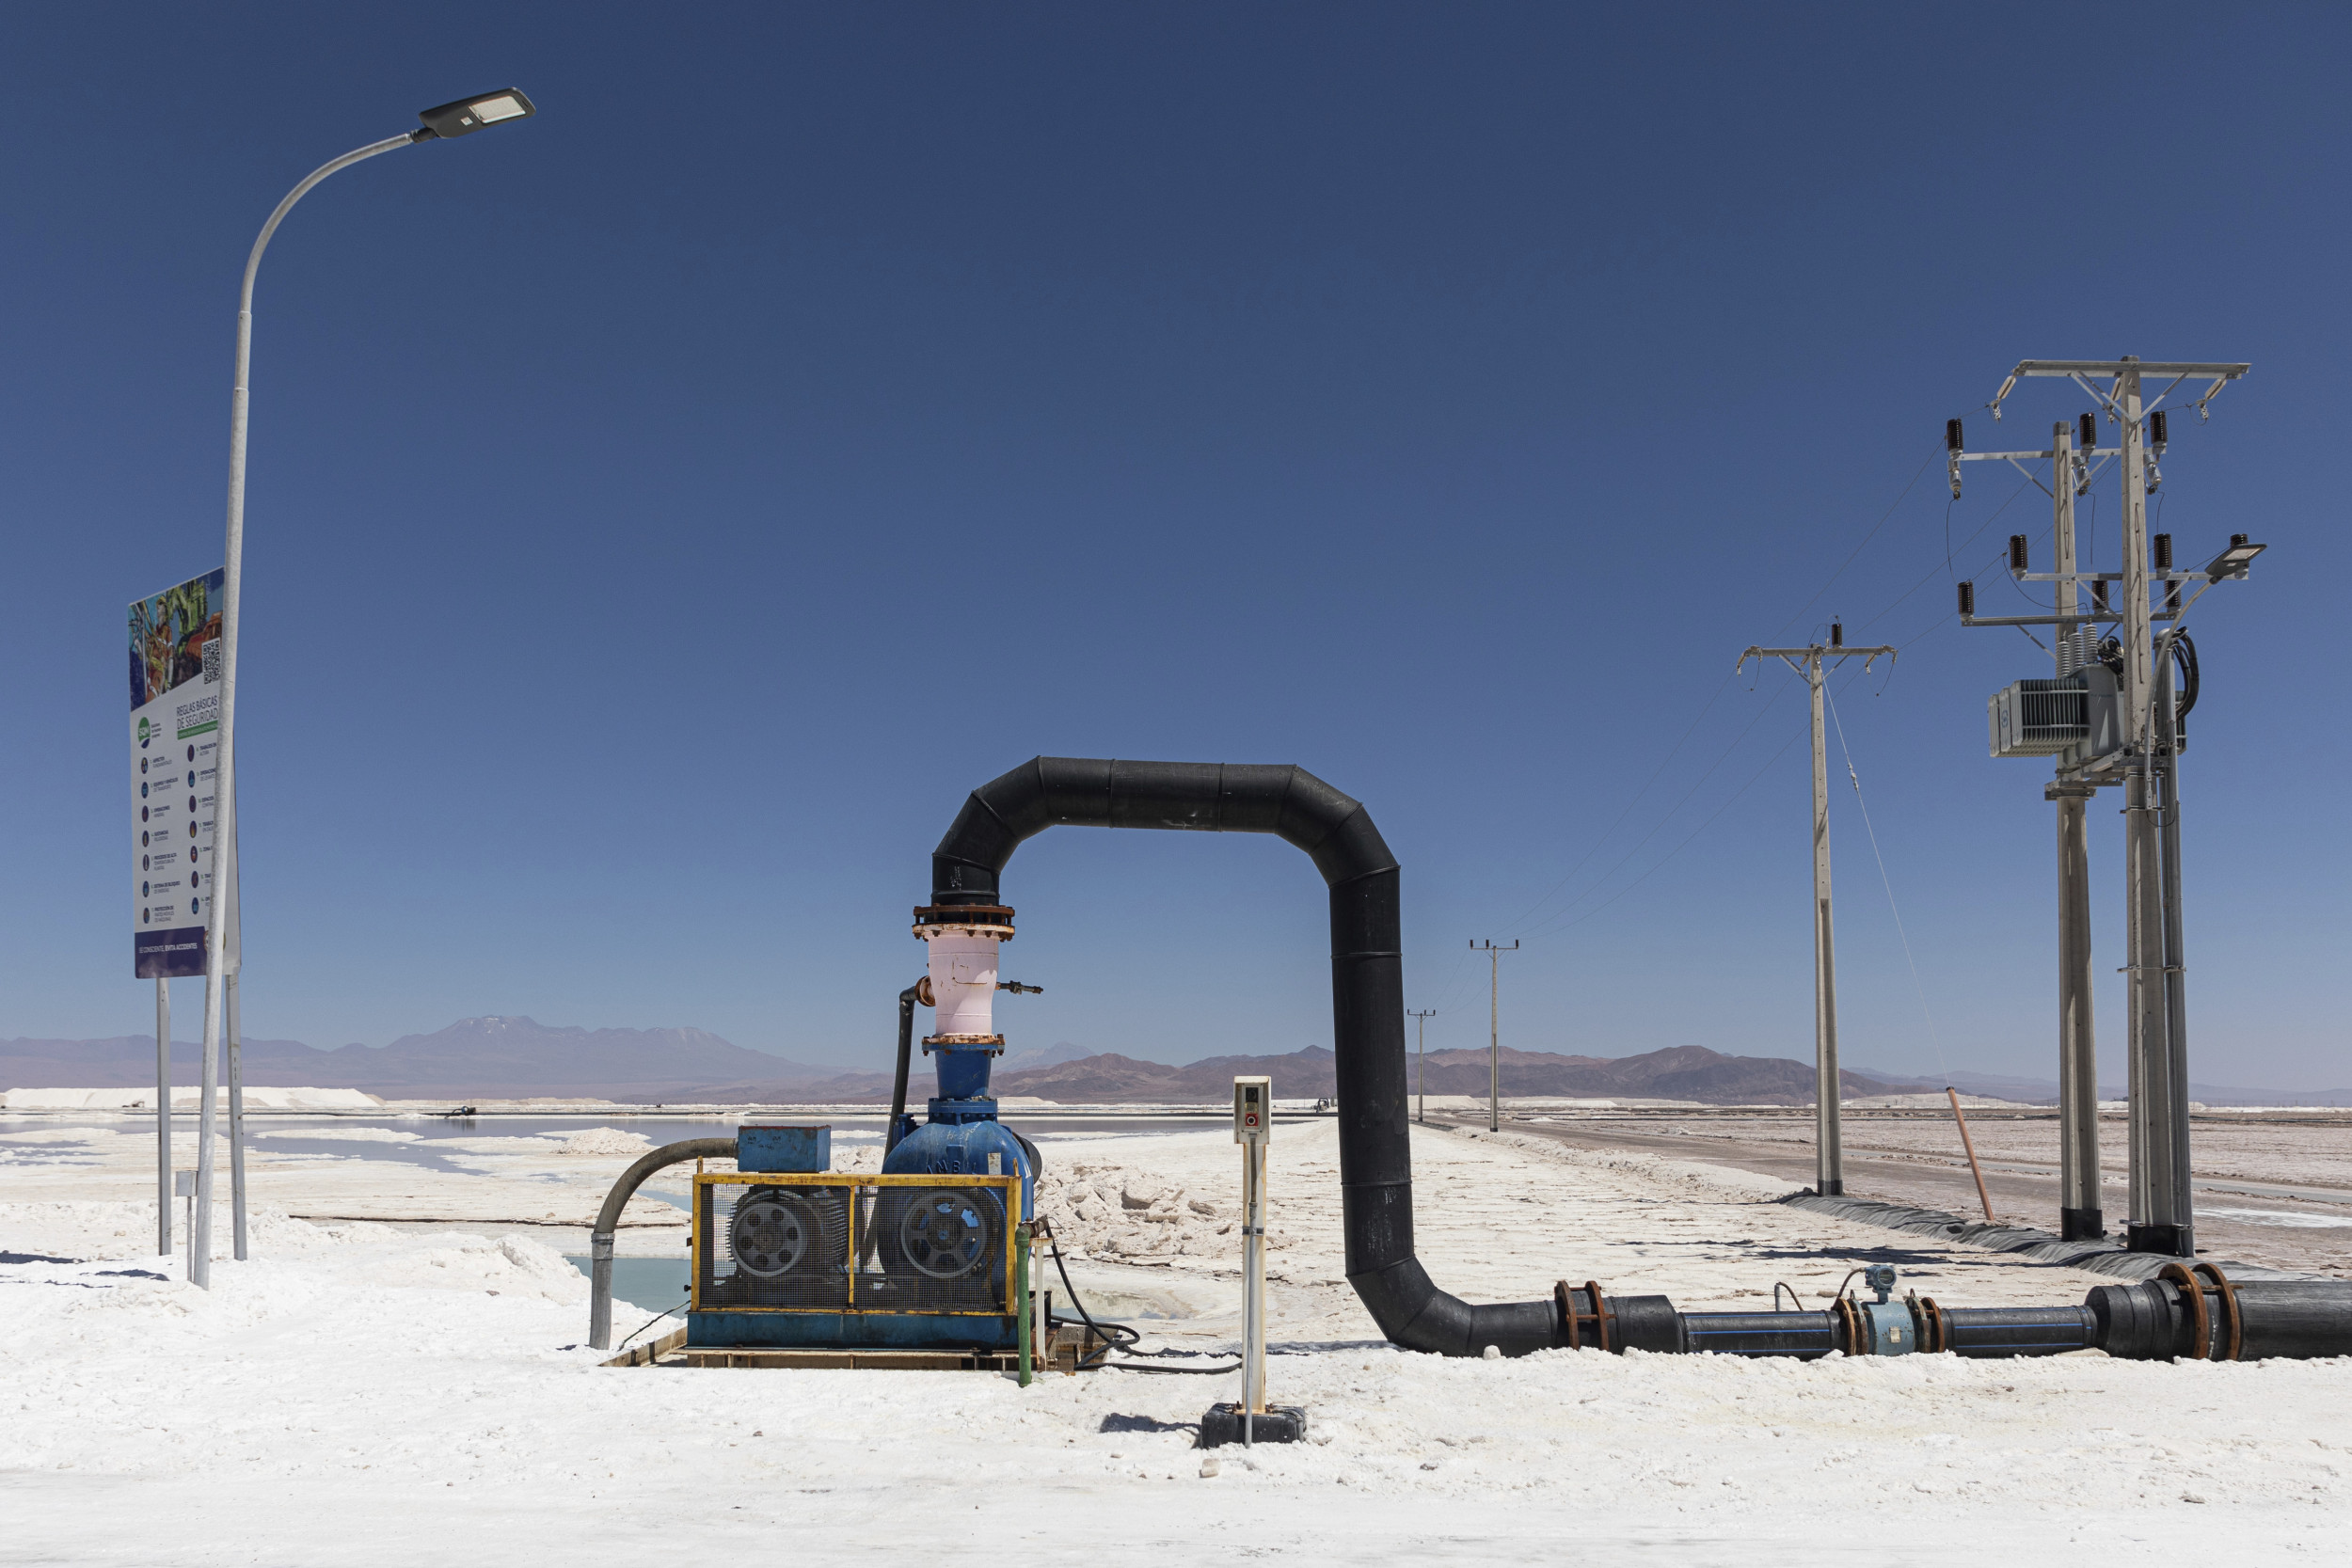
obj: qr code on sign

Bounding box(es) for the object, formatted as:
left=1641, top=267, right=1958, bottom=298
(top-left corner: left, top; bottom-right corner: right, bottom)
left=201, top=639, right=221, bottom=684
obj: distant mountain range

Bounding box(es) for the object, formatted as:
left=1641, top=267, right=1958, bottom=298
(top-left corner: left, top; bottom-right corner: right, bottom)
left=8, top=1017, right=2343, bottom=1106
left=8, top=1018, right=1898, bottom=1105
left=0, top=1016, right=829, bottom=1101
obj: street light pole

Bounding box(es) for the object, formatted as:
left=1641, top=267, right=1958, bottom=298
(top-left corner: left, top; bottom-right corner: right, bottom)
left=189, top=92, right=536, bottom=1288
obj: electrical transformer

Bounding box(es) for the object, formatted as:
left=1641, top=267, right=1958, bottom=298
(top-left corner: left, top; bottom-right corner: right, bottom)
left=1988, top=665, right=2122, bottom=765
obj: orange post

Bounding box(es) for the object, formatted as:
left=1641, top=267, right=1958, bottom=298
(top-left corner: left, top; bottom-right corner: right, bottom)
left=1947, top=1087, right=1996, bottom=1224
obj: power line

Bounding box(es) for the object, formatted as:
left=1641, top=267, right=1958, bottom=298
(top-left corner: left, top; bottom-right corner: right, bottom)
left=1509, top=673, right=1800, bottom=939
left=1492, top=667, right=1739, bottom=936
left=1823, top=681, right=1948, bottom=1083
left=1769, top=441, right=1943, bottom=643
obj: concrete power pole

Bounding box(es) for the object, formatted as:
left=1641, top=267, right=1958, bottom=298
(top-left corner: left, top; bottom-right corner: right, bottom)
left=1739, top=627, right=1896, bottom=1197
left=1956, top=356, right=2259, bottom=1258
left=1408, top=1009, right=1437, bottom=1124
left=2046, top=416, right=2104, bottom=1242
left=1470, top=942, right=1517, bottom=1132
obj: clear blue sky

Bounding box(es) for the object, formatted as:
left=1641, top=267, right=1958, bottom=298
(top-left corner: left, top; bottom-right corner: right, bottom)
left=4, top=4, right=2344, bottom=1088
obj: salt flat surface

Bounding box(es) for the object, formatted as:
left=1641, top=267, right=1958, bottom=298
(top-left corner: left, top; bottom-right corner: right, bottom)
left=4, top=1117, right=2349, bottom=1564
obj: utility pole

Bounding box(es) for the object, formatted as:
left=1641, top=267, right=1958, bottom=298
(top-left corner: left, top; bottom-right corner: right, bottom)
left=1470, top=942, right=1517, bottom=1132
left=1408, top=1009, right=1437, bottom=1124
left=1738, top=626, right=1896, bottom=1198
left=2046, top=415, right=2103, bottom=1242
left=1955, top=356, right=2258, bottom=1258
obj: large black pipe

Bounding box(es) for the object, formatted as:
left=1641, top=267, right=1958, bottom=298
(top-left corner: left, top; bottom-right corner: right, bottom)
left=930, top=756, right=1564, bottom=1356
left=928, top=758, right=2352, bottom=1366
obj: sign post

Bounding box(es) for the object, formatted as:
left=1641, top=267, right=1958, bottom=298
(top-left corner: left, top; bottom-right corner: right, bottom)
left=130, top=571, right=227, bottom=1266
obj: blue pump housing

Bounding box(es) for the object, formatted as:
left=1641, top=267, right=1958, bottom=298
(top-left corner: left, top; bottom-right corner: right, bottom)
left=884, top=1037, right=1036, bottom=1218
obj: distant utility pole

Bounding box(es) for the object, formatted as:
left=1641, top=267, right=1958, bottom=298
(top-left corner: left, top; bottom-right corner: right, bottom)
left=1407, top=1009, right=1437, bottom=1124
left=1953, top=356, right=2259, bottom=1257
left=1470, top=941, right=1518, bottom=1132
left=1738, top=626, right=1896, bottom=1198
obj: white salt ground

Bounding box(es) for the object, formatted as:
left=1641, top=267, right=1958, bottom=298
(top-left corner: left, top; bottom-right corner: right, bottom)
left=3, top=1118, right=2349, bottom=1564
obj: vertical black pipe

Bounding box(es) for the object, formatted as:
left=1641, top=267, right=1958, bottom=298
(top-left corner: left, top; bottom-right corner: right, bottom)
left=887, top=983, right=921, bottom=1156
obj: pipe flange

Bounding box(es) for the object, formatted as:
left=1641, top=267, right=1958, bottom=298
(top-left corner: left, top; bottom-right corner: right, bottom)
left=913, top=904, right=1015, bottom=940
left=2157, top=1262, right=2213, bottom=1360
left=2168, top=1260, right=2242, bottom=1362
left=1834, top=1294, right=1866, bottom=1354
left=2196, top=1262, right=2243, bottom=1363
left=1914, top=1296, right=1947, bottom=1354
left=922, top=1034, right=1005, bottom=1054
left=1552, top=1280, right=1613, bottom=1351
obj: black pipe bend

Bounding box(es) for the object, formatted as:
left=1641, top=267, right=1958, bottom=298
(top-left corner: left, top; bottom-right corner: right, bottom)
left=931, top=756, right=1565, bottom=1358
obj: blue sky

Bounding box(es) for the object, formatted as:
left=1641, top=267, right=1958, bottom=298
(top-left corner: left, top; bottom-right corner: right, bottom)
left=3, top=4, right=2345, bottom=1088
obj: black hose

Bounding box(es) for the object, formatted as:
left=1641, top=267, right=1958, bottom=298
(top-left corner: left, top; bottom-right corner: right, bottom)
left=2171, top=631, right=2199, bottom=722
left=1032, top=1217, right=1241, bottom=1373
left=1038, top=1217, right=1136, bottom=1367
left=616, top=1293, right=690, bottom=1352
left=929, top=757, right=1567, bottom=1358
left=887, top=980, right=925, bottom=1157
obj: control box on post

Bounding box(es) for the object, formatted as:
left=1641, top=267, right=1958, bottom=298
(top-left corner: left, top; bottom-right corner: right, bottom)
left=1233, top=1076, right=1269, bottom=1144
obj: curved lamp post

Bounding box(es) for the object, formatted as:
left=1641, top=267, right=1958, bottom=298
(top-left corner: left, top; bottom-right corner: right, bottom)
left=189, top=90, right=536, bottom=1288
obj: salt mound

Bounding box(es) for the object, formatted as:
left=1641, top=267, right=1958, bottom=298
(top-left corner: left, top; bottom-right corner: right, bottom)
left=552, top=1128, right=654, bottom=1158
left=1032, top=1162, right=1248, bottom=1262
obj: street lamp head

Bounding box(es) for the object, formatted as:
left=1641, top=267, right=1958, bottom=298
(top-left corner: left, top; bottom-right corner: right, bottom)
left=413, top=89, right=536, bottom=141
left=2202, top=536, right=2265, bottom=581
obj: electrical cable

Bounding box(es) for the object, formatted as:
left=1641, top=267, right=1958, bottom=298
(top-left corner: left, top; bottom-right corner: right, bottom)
left=1464, top=441, right=1951, bottom=955
left=1853, top=475, right=2037, bottom=639
left=1036, top=1217, right=1240, bottom=1375
left=1769, top=441, right=1942, bottom=643
left=1495, top=667, right=1740, bottom=938
left=1823, top=683, right=1949, bottom=1083
left=1510, top=674, right=1799, bottom=940
left=1518, top=703, right=1821, bottom=942
left=615, top=1292, right=690, bottom=1352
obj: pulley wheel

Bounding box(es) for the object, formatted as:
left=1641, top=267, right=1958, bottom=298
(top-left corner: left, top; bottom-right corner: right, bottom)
left=730, top=1189, right=822, bottom=1278
left=897, top=1188, right=994, bottom=1279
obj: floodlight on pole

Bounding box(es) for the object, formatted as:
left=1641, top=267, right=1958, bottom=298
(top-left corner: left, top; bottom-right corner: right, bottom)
left=187, top=90, right=537, bottom=1290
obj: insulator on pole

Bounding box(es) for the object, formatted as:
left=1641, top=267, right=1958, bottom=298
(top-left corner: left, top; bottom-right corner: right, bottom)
left=1946, top=418, right=1964, bottom=452
left=2009, top=534, right=2029, bottom=573
left=1957, top=580, right=1975, bottom=616
left=2149, top=408, right=2169, bottom=451
left=1830, top=622, right=1843, bottom=647
left=2091, top=579, right=2110, bottom=614
left=2078, top=412, right=2097, bottom=451
left=2153, top=533, right=2173, bottom=570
